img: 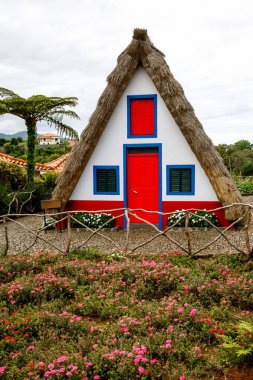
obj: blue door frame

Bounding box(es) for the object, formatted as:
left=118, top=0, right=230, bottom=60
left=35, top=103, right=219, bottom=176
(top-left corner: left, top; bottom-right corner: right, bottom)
left=123, top=143, right=163, bottom=229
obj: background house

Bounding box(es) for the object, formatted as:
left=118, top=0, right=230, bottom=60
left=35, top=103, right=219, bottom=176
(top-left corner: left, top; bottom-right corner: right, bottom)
left=38, top=133, right=61, bottom=145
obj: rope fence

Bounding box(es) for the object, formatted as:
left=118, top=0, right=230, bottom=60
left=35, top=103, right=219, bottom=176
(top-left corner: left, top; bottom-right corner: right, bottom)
left=0, top=203, right=252, bottom=260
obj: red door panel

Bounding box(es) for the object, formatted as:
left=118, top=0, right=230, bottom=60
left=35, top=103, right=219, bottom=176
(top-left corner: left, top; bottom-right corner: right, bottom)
left=127, top=152, right=159, bottom=224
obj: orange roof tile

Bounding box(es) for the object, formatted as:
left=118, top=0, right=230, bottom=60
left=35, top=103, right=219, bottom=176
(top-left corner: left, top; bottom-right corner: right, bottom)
left=0, top=152, right=69, bottom=173
left=38, top=133, right=61, bottom=139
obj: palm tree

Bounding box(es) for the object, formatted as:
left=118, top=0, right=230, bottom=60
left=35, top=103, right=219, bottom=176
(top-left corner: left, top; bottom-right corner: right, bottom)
left=0, top=88, right=79, bottom=186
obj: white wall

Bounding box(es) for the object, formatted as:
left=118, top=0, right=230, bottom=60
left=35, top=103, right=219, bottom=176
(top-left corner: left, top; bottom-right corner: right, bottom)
left=70, top=66, right=218, bottom=202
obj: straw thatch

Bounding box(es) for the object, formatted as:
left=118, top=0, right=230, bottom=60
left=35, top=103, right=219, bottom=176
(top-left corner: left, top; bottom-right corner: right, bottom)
left=53, top=28, right=243, bottom=221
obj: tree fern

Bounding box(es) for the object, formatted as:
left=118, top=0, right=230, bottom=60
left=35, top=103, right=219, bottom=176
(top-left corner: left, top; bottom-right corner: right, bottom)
left=0, top=87, right=79, bottom=186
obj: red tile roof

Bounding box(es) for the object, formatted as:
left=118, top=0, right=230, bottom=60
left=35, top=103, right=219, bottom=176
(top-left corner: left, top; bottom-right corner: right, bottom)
left=38, top=133, right=60, bottom=138
left=0, top=152, right=69, bottom=172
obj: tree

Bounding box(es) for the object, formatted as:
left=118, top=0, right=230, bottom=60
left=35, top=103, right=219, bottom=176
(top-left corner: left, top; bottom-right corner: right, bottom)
left=234, top=140, right=252, bottom=151
left=0, top=137, right=6, bottom=146
left=0, top=88, right=79, bottom=186
left=10, top=137, right=18, bottom=146
left=216, top=140, right=253, bottom=175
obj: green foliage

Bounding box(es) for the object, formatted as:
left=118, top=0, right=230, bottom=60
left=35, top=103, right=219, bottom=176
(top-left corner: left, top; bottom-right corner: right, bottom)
left=168, top=209, right=219, bottom=227
left=0, top=161, right=27, bottom=190
left=0, top=185, right=10, bottom=215
left=0, top=186, right=34, bottom=215
left=0, top=87, right=79, bottom=186
left=0, top=170, right=59, bottom=215
left=0, top=137, right=6, bottom=146
left=235, top=177, right=253, bottom=195
left=3, top=139, right=70, bottom=163
left=219, top=321, right=253, bottom=364
left=71, top=212, right=115, bottom=228
left=32, top=172, right=60, bottom=211
left=216, top=139, right=253, bottom=176
left=234, top=140, right=252, bottom=151
left=35, top=143, right=70, bottom=163
left=2, top=138, right=26, bottom=157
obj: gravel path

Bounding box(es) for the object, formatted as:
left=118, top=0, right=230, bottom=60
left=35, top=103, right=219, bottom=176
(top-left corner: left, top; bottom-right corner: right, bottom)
left=1, top=196, right=253, bottom=256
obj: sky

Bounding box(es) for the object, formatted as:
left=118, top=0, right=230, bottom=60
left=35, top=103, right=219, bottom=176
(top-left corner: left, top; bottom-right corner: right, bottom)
left=0, top=0, right=252, bottom=145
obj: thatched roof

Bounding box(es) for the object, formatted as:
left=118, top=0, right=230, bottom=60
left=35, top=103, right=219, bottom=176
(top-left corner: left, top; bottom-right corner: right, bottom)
left=53, top=28, right=243, bottom=221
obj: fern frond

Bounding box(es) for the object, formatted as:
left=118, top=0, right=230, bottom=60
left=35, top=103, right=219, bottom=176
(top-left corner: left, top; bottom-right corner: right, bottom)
left=238, top=321, right=253, bottom=333
left=45, top=117, right=79, bottom=140
left=237, top=348, right=253, bottom=357
left=0, top=87, right=19, bottom=99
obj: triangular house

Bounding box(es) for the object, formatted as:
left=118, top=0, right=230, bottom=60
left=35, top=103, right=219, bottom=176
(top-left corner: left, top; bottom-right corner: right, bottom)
left=53, top=28, right=243, bottom=228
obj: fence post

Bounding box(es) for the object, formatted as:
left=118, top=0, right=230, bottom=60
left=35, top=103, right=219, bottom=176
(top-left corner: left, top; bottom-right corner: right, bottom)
left=65, top=213, right=72, bottom=256
left=124, top=209, right=130, bottom=254
left=2, top=217, right=9, bottom=257
left=185, top=211, right=192, bottom=256
left=244, top=207, right=251, bottom=255
left=244, top=207, right=252, bottom=260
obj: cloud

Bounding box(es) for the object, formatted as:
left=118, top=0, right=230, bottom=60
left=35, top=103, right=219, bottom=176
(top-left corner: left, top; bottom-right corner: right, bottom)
left=0, top=0, right=252, bottom=144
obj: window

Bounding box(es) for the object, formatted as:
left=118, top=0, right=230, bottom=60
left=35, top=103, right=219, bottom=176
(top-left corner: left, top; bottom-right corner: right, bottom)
left=166, top=165, right=195, bottom=195
left=93, top=166, right=120, bottom=195
left=127, top=94, right=157, bottom=138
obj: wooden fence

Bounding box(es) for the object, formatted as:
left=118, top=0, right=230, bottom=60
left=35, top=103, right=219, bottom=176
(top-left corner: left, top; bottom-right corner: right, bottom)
left=0, top=203, right=252, bottom=260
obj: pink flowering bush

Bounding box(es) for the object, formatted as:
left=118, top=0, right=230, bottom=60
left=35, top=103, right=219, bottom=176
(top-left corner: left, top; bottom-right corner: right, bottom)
left=0, top=252, right=252, bottom=379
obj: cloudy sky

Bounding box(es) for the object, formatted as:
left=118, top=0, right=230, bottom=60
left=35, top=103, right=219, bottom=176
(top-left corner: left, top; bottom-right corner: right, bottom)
left=0, top=0, right=252, bottom=144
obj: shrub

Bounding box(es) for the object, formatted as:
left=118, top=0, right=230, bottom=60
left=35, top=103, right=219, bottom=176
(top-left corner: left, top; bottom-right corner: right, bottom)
left=71, top=212, right=115, bottom=228
left=219, top=321, right=253, bottom=364
left=0, top=186, right=34, bottom=215
left=235, top=177, right=253, bottom=195
left=32, top=172, right=59, bottom=212
left=0, top=161, right=27, bottom=190
left=168, top=209, right=219, bottom=227
left=0, top=171, right=59, bottom=215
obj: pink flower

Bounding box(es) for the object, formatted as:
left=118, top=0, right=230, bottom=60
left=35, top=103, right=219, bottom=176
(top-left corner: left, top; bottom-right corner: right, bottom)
left=56, top=356, right=68, bottom=363
left=0, top=367, right=7, bottom=374
left=28, top=372, right=33, bottom=377
left=94, top=376, right=101, bottom=380
left=177, top=307, right=184, bottom=314
left=150, top=359, right=158, bottom=364
left=28, top=345, right=35, bottom=350
left=190, top=309, right=197, bottom=317
left=48, top=363, right=54, bottom=370
left=198, top=353, right=203, bottom=358
left=138, top=366, right=145, bottom=374
left=193, top=346, right=200, bottom=351
left=169, top=325, right=174, bottom=332
left=165, top=339, right=172, bottom=348
left=180, top=376, right=186, bottom=380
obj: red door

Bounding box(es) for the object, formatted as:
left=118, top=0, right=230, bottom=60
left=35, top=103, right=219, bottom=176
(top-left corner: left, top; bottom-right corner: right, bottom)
left=127, top=150, right=159, bottom=224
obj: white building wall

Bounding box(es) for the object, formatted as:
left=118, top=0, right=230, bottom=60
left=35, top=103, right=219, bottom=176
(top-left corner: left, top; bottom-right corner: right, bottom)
left=70, top=66, right=218, bottom=202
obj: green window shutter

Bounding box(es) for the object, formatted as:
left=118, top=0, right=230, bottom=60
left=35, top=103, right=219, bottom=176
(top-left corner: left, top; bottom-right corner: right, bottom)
left=181, top=168, right=191, bottom=192
left=170, top=169, right=181, bottom=192
left=96, top=169, right=117, bottom=192
left=170, top=168, right=192, bottom=193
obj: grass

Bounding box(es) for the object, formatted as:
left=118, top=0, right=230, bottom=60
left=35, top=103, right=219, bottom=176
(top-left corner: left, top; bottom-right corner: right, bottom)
left=0, top=250, right=252, bottom=379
